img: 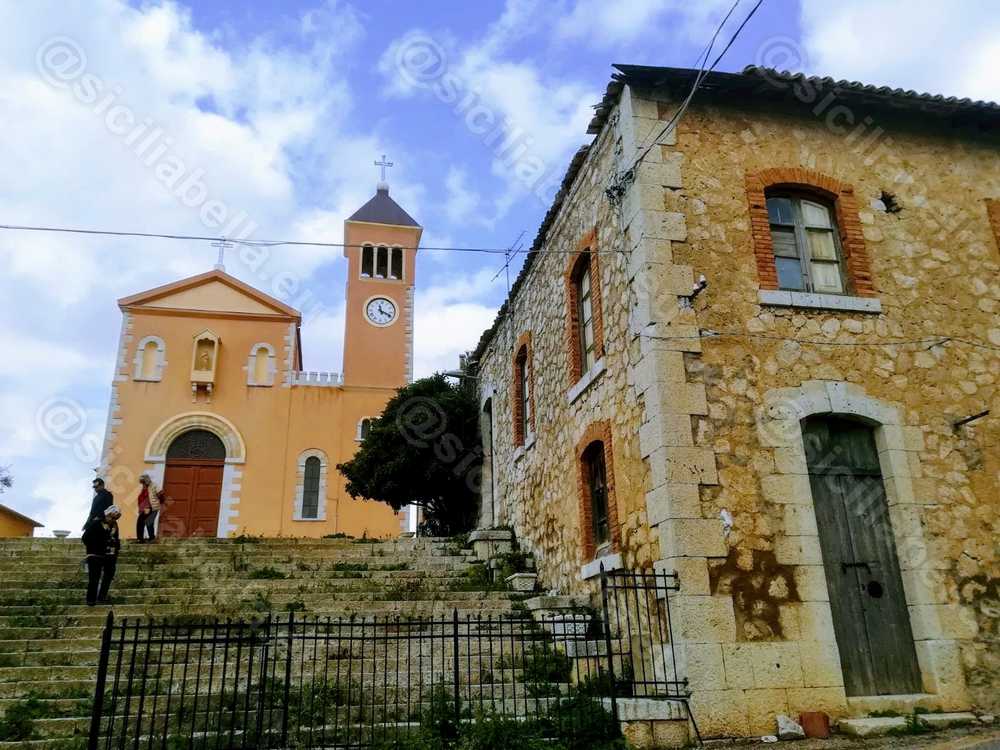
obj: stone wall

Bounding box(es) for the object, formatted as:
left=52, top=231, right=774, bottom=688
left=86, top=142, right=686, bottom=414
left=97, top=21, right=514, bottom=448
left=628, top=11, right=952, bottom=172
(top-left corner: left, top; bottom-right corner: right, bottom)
left=636, top=88, right=999, bottom=732
left=477, top=77, right=998, bottom=738
left=475, top=117, right=658, bottom=592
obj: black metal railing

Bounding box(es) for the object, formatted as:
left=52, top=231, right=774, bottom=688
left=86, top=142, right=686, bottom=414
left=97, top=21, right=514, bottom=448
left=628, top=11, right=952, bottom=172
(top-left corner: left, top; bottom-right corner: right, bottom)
left=89, top=569, right=696, bottom=749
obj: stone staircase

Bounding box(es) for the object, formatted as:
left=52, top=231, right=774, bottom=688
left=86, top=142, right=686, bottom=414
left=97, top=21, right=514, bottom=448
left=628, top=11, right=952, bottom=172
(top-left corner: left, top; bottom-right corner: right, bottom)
left=0, top=536, right=535, bottom=748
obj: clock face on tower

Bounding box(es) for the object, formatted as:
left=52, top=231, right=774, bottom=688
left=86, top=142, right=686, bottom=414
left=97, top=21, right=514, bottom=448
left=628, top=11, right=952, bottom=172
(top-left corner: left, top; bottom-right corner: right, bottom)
left=365, top=296, right=397, bottom=326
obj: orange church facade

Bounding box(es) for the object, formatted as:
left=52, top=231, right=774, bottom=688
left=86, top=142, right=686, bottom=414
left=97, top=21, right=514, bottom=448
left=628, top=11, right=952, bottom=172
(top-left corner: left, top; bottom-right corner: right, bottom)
left=99, top=184, right=421, bottom=539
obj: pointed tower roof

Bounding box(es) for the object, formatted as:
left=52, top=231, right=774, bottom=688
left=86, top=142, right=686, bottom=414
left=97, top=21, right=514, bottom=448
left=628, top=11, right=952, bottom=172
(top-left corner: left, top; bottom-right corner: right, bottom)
left=347, top=184, right=420, bottom=227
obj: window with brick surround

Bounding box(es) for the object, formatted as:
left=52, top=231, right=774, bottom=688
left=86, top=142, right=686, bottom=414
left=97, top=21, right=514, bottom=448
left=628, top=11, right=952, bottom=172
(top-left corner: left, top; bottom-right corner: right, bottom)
left=564, top=230, right=604, bottom=385
left=746, top=168, right=876, bottom=297
left=512, top=334, right=533, bottom=447
left=576, top=421, right=620, bottom=561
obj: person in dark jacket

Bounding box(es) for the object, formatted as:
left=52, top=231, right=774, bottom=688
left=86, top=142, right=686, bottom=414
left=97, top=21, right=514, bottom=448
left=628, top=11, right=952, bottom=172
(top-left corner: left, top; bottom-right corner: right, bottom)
left=85, top=478, right=114, bottom=530
left=82, top=505, right=121, bottom=606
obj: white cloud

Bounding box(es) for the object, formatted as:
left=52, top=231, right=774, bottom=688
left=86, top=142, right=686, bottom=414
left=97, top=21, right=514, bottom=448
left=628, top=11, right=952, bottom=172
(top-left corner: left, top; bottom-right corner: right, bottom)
left=555, top=0, right=733, bottom=47
left=413, top=269, right=500, bottom=377
left=377, top=2, right=596, bottom=219
left=800, top=0, right=1000, bottom=102
left=443, top=167, right=481, bottom=224
left=0, top=0, right=426, bottom=532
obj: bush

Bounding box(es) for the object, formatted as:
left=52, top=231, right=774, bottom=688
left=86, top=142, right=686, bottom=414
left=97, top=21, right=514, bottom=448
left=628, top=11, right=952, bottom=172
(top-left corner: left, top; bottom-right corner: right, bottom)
left=0, top=697, right=53, bottom=740
left=337, top=375, right=480, bottom=536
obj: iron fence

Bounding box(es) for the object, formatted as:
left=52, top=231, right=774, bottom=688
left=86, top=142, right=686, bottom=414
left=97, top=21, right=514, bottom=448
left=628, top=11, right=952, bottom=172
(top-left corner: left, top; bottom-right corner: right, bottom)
left=89, top=568, right=696, bottom=749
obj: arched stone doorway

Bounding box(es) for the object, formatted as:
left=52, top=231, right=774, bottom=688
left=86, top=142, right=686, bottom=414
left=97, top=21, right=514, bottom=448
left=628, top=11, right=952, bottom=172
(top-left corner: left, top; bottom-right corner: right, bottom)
left=161, top=429, right=226, bottom=537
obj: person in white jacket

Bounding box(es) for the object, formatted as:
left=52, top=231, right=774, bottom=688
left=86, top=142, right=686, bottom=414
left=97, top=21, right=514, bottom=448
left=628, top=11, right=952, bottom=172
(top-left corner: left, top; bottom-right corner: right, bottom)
left=135, top=474, right=165, bottom=543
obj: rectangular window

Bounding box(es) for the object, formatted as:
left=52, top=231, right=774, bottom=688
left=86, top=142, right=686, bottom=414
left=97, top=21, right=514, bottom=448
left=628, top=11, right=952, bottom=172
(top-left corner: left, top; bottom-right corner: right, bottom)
left=361, top=246, right=373, bottom=277
left=577, top=260, right=595, bottom=373
left=767, top=195, right=845, bottom=294
left=375, top=245, right=388, bottom=278
left=390, top=247, right=403, bottom=280
left=586, top=445, right=610, bottom=547
left=518, top=356, right=530, bottom=441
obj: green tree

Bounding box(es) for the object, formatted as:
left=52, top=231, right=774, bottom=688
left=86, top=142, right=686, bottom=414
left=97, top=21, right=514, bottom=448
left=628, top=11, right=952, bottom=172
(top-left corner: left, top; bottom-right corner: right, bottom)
left=0, top=465, right=11, bottom=494
left=337, top=375, right=480, bottom=535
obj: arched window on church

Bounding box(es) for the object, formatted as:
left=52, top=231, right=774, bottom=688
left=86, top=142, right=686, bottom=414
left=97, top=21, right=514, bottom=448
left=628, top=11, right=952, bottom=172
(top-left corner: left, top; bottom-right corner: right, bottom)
left=361, top=245, right=404, bottom=281
left=294, top=449, right=327, bottom=521
left=390, top=247, right=403, bottom=280
left=302, top=457, right=321, bottom=519
left=247, top=343, right=275, bottom=386
left=375, top=245, right=389, bottom=278
left=357, top=417, right=374, bottom=441
left=361, top=244, right=374, bottom=277
left=133, top=336, right=166, bottom=382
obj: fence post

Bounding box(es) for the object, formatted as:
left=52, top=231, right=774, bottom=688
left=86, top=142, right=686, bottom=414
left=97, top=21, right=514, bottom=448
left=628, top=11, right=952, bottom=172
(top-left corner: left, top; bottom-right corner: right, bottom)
left=452, top=609, right=461, bottom=726
left=598, top=565, right=618, bottom=722
left=281, top=611, right=294, bottom=747
left=88, top=610, right=115, bottom=750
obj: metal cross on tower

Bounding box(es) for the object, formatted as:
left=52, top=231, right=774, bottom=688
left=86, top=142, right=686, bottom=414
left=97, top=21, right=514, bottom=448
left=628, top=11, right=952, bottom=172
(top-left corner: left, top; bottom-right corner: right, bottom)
left=375, top=154, right=394, bottom=183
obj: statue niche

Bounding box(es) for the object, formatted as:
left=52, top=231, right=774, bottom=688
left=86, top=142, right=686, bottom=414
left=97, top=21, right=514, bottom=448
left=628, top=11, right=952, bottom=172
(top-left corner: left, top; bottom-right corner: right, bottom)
left=190, top=330, right=220, bottom=401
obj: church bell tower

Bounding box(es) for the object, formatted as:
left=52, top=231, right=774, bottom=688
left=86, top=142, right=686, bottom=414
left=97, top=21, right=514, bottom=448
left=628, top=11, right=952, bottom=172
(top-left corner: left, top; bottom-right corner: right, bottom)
left=342, top=165, right=422, bottom=389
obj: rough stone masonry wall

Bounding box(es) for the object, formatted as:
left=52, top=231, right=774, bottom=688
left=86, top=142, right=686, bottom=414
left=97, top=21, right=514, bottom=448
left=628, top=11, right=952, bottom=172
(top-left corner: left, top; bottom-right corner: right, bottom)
left=476, top=120, right=658, bottom=592
left=637, top=88, right=1000, bottom=735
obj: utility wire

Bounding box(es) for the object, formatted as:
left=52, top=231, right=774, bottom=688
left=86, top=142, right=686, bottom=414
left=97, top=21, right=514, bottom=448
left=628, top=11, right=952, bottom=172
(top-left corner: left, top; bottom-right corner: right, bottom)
left=0, top=222, right=630, bottom=256
left=632, top=0, right=742, bottom=159
left=625, top=0, right=765, bottom=176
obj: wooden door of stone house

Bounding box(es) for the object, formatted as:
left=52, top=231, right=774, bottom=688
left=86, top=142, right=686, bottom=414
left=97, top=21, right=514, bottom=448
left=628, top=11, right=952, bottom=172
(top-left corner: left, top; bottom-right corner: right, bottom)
left=803, top=416, right=922, bottom=696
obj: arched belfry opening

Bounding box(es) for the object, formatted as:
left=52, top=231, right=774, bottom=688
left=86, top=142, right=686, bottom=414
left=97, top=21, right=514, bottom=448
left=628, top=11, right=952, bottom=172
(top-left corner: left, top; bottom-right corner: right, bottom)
left=161, top=429, right=226, bottom=537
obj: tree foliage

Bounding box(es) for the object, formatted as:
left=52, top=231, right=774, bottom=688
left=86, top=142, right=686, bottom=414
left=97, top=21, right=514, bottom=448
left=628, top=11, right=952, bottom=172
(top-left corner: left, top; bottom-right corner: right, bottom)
left=337, top=375, right=480, bottom=535
left=0, top=465, right=11, bottom=494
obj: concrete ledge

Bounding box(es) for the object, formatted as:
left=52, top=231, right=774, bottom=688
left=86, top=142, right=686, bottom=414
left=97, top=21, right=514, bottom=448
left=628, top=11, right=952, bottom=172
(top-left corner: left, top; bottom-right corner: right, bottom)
left=468, top=529, right=513, bottom=543
left=580, top=552, right=624, bottom=580
left=567, top=358, right=606, bottom=405
left=758, top=289, right=882, bottom=313
left=838, top=717, right=908, bottom=737
left=919, top=712, right=978, bottom=729
left=601, top=697, right=687, bottom=721
left=524, top=595, right=590, bottom=612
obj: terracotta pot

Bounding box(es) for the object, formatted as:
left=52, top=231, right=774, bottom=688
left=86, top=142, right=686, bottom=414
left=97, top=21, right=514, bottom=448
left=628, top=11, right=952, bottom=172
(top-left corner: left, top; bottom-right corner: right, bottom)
left=799, top=711, right=830, bottom=739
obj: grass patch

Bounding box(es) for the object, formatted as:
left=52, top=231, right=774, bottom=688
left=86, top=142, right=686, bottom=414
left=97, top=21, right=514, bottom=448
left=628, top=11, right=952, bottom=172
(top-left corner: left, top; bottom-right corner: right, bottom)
left=886, top=712, right=933, bottom=736
left=0, top=696, right=61, bottom=740
left=247, top=566, right=286, bottom=580
left=330, top=562, right=369, bottom=572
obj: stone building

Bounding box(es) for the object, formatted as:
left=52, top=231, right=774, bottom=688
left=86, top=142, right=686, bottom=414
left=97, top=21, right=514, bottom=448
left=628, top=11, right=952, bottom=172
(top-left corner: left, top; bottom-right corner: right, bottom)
left=470, top=65, right=999, bottom=737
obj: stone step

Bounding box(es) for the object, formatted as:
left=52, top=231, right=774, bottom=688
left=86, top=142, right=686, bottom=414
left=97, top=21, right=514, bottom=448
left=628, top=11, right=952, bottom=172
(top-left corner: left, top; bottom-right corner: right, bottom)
left=0, top=590, right=516, bottom=614
left=0, top=679, right=94, bottom=699
left=0, top=556, right=474, bottom=574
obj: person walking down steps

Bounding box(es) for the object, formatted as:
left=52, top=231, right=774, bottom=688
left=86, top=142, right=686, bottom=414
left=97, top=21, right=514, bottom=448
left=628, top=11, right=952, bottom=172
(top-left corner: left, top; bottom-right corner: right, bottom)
left=136, top=473, right=165, bottom=543
left=84, top=477, right=114, bottom=530
left=82, top=505, right=121, bottom=606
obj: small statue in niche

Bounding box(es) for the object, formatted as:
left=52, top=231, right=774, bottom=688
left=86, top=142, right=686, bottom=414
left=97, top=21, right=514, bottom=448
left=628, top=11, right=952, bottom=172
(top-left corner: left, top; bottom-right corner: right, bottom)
left=198, top=350, right=212, bottom=370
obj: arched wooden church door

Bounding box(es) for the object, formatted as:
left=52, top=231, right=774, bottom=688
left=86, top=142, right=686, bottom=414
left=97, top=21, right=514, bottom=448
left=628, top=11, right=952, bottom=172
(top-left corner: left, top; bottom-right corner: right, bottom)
left=161, top=429, right=225, bottom=537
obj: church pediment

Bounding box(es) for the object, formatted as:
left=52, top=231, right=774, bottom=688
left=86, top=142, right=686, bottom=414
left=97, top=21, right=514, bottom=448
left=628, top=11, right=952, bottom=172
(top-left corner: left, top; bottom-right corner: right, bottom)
left=119, top=270, right=300, bottom=319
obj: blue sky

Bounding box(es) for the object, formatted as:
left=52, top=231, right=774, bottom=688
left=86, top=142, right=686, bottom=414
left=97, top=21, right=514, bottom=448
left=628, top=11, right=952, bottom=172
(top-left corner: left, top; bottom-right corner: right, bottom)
left=1, top=0, right=997, bottom=533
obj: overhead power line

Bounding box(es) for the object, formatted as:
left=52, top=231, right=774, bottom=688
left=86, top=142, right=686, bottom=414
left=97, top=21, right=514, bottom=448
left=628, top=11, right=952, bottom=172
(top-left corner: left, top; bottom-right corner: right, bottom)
left=627, top=0, right=766, bottom=175
left=0, top=222, right=628, bottom=256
